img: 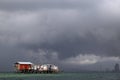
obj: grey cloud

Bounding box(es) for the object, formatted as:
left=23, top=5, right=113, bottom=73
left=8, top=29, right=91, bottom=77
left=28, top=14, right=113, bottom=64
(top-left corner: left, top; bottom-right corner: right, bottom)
left=0, top=0, right=99, bottom=11
left=0, top=0, right=120, bottom=71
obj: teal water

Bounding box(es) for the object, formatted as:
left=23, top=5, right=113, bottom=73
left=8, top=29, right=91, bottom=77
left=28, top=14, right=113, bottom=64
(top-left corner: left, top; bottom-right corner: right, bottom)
left=0, top=72, right=119, bottom=80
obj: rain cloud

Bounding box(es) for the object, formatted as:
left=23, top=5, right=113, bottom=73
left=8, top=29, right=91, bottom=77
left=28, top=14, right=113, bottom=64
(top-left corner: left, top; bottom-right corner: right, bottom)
left=0, top=0, right=120, bottom=71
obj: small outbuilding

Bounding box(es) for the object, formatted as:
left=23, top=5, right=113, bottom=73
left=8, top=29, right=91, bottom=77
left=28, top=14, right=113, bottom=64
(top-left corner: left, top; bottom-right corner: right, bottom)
left=40, top=64, right=59, bottom=73
left=14, top=62, right=33, bottom=73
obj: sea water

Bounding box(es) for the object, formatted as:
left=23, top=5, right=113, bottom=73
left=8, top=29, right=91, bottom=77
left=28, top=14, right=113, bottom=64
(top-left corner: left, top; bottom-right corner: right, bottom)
left=0, top=72, right=119, bottom=80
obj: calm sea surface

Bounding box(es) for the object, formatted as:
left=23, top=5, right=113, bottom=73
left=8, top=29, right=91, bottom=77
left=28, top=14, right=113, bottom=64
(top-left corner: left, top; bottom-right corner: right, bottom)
left=0, top=72, right=119, bottom=80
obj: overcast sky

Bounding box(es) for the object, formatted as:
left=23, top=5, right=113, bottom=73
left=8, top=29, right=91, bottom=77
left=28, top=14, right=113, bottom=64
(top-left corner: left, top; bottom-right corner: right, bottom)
left=0, top=0, right=120, bottom=72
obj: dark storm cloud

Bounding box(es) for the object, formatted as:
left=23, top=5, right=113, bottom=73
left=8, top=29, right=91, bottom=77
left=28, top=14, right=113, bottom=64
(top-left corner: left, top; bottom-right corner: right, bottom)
left=0, top=0, right=99, bottom=11
left=0, top=0, right=120, bottom=71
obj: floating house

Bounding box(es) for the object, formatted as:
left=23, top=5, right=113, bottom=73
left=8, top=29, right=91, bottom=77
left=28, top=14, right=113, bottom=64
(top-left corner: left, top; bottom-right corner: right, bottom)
left=14, top=62, right=33, bottom=73
left=40, top=64, right=59, bottom=73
